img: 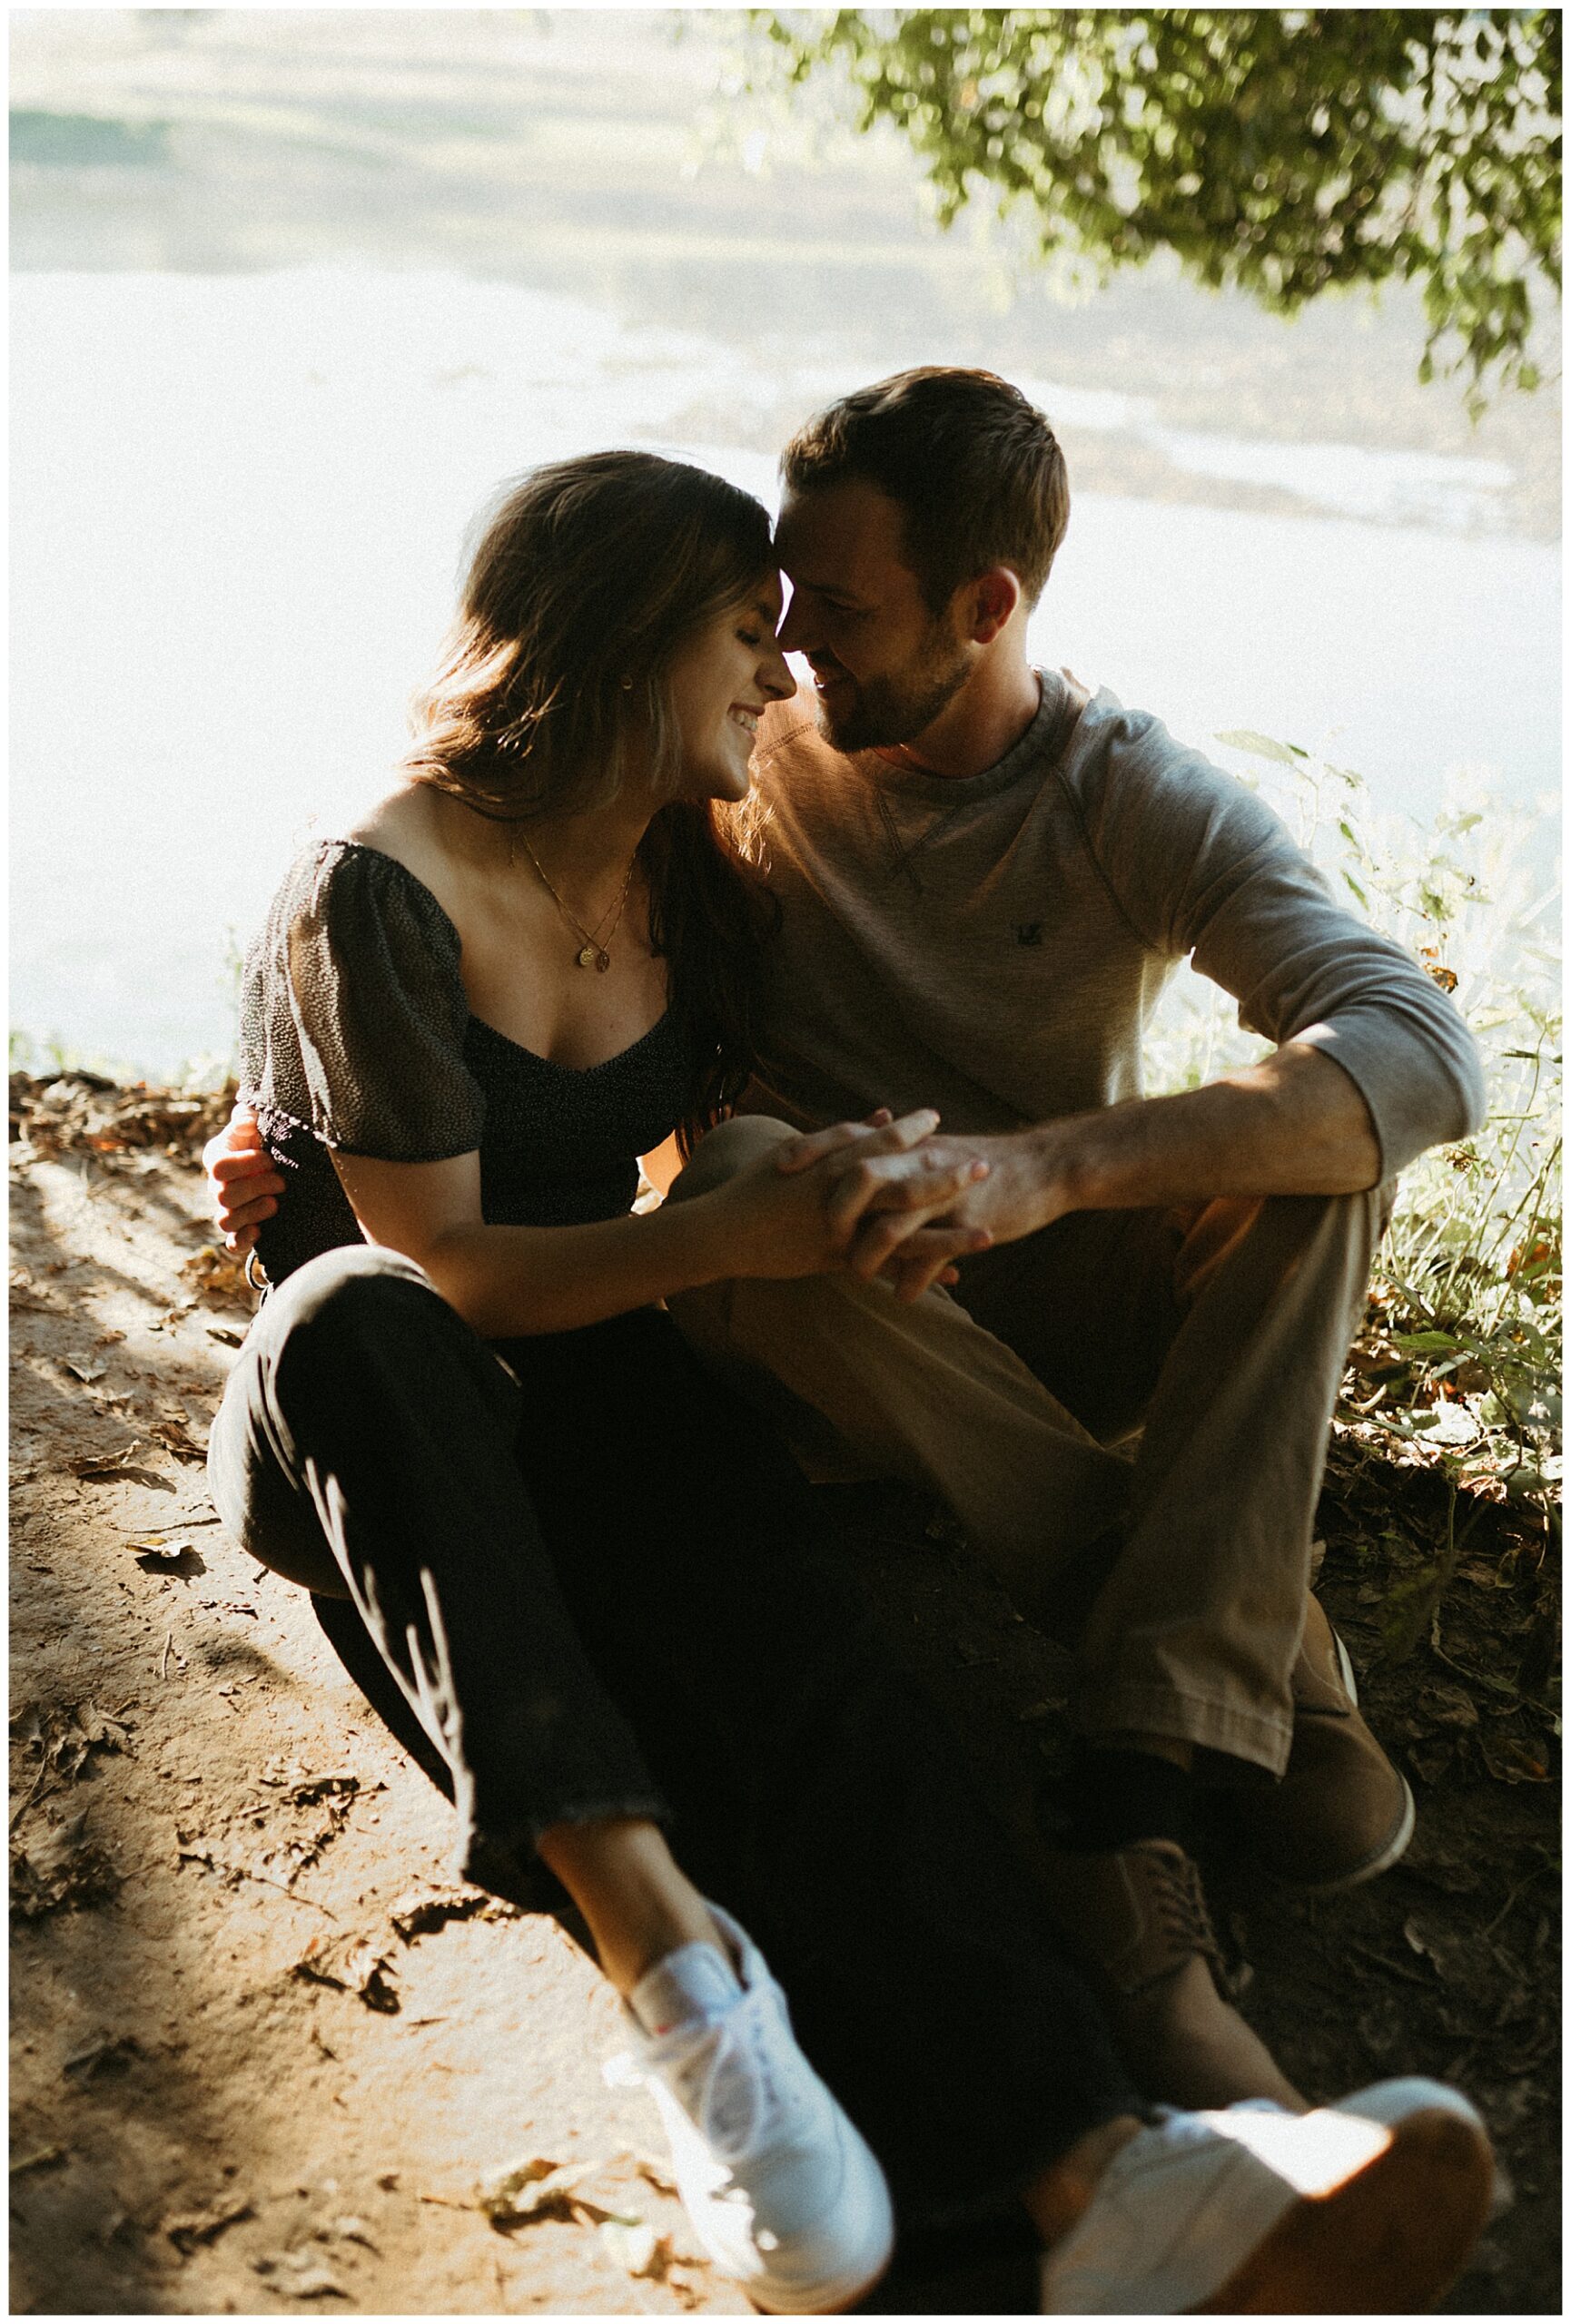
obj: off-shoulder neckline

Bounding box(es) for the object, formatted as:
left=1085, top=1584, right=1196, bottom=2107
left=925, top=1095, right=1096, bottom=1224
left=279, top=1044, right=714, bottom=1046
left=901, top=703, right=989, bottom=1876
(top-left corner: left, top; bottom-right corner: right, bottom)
left=306, top=837, right=677, bottom=1080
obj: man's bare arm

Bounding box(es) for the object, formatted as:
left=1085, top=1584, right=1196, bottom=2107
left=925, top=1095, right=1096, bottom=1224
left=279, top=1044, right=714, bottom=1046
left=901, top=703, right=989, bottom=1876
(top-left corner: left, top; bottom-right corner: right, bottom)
left=783, top=1043, right=1382, bottom=1290
left=1013, top=1040, right=1381, bottom=1218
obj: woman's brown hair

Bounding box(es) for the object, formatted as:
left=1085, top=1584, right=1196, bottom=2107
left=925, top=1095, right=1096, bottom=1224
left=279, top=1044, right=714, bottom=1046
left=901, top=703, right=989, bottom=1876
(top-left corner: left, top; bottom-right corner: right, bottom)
left=404, top=451, right=779, bottom=1151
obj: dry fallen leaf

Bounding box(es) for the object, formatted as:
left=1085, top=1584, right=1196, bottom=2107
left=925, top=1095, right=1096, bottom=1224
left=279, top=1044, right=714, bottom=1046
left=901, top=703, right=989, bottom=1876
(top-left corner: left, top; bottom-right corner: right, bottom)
left=282, top=1769, right=361, bottom=1806
left=66, top=1443, right=146, bottom=1479
left=131, top=1540, right=205, bottom=1578
left=315, top=2213, right=377, bottom=2251
left=182, top=1244, right=254, bottom=1310
left=253, top=2250, right=349, bottom=2298
left=9, top=1270, right=63, bottom=1315
left=10, top=1810, right=122, bottom=1917
left=148, top=1418, right=207, bottom=1464
left=1416, top=1682, right=1480, bottom=1732
left=1479, top=1732, right=1551, bottom=1785
left=476, top=2154, right=604, bottom=2228
left=165, top=2192, right=255, bottom=2253
left=291, top=1932, right=400, bottom=2014
left=14, top=1700, right=133, bottom=1787
left=390, top=1882, right=521, bottom=1941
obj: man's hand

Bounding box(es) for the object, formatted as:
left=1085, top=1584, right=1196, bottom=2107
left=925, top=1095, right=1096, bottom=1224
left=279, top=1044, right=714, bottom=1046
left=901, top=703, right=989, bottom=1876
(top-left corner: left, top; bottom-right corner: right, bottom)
left=776, top=1044, right=1384, bottom=1300
left=708, top=1108, right=993, bottom=1295
left=203, top=1103, right=285, bottom=1255
left=840, top=1132, right=1064, bottom=1295
left=774, top=1118, right=1054, bottom=1298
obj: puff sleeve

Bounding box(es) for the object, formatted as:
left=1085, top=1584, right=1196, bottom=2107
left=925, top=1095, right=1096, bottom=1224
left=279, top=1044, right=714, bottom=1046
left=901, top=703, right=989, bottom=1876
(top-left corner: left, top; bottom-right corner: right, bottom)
left=242, top=841, right=485, bottom=1160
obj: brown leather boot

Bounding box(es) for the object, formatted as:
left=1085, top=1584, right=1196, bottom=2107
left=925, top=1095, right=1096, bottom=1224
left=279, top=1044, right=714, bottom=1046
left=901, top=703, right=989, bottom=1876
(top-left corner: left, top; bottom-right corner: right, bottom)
left=1041, top=1837, right=1305, bottom=2112
left=1236, top=1595, right=1415, bottom=1892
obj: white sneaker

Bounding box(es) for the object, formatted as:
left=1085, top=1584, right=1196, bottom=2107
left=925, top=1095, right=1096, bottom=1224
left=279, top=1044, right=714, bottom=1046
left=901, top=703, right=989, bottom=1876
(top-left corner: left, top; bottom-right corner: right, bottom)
left=1040, top=2077, right=1496, bottom=2313
left=608, top=1904, right=894, bottom=2314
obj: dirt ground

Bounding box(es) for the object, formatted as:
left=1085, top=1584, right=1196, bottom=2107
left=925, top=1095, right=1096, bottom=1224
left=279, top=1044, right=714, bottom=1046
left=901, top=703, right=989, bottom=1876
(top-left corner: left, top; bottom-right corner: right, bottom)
left=9, top=1075, right=1561, bottom=2317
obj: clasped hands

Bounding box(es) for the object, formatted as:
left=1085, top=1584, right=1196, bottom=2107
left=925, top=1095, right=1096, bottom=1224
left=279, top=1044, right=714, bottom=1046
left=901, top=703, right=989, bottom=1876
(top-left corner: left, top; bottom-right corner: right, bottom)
left=770, top=1106, right=1057, bottom=1302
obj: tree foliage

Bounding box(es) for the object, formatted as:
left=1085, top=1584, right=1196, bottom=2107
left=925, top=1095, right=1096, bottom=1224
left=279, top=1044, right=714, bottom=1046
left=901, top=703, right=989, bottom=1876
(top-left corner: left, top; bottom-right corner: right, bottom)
left=756, top=9, right=1562, bottom=401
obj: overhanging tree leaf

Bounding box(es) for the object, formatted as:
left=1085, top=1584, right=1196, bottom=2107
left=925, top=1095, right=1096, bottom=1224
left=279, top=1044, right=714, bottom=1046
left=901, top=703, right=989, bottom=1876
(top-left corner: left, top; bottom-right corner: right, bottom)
left=754, top=9, right=1561, bottom=405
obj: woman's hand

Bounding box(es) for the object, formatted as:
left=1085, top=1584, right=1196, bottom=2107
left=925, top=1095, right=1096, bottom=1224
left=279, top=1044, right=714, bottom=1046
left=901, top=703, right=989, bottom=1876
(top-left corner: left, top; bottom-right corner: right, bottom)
left=700, top=1109, right=993, bottom=1292
left=202, top=1102, right=285, bottom=1255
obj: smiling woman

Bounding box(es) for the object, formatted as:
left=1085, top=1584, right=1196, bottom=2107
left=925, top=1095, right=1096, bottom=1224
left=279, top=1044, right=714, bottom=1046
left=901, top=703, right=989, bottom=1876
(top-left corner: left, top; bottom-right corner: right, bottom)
left=193, top=446, right=1014, bottom=2307
left=666, top=571, right=787, bottom=801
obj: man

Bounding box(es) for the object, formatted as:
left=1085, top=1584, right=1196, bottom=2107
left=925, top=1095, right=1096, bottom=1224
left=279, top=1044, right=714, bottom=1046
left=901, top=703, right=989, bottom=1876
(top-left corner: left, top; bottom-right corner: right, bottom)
left=663, top=368, right=1485, bottom=2108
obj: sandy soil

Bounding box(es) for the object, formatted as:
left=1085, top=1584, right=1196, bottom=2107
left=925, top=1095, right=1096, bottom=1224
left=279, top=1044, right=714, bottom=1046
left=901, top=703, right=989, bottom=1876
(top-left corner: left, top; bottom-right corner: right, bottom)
left=9, top=1079, right=750, bottom=2319
left=8, top=1074, right=1561, bottom=2316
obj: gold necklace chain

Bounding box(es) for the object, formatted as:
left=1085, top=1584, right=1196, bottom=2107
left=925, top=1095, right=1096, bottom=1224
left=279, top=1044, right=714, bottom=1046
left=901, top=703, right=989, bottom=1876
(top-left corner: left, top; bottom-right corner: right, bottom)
left=513, top=829, right=638, bottom=973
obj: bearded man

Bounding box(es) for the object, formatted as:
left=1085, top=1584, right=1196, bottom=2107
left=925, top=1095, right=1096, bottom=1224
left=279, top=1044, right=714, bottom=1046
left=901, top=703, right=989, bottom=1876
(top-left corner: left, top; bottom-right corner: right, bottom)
left=666, top=368, right=1484, bottom=2110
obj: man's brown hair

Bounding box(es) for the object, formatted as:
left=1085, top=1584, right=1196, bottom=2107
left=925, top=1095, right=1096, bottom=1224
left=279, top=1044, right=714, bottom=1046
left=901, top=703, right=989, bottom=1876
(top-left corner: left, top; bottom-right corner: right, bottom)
left=780, top=367, right=1069, bottom=614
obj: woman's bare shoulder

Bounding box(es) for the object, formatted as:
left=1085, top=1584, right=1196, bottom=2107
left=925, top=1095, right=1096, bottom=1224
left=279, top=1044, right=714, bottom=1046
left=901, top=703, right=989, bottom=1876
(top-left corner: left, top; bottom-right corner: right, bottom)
left=342, top=785, right=464, bottom=918
left=343, top=783, right=436, bottom=865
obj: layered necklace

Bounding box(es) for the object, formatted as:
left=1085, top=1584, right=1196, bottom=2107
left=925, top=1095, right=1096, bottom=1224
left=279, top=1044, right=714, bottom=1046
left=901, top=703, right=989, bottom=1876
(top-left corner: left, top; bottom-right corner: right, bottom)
left=511, top=827, right=638, bottom=972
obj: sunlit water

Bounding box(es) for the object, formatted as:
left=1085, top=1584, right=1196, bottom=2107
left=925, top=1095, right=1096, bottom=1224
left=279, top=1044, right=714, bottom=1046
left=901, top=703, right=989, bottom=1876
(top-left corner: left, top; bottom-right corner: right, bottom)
left=12, top=271, right=1561, bottom=1076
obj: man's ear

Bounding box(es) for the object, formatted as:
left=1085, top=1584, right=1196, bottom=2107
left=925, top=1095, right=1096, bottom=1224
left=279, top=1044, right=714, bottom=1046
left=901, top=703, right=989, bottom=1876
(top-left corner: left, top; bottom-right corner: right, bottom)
left=964, top=566, right=1023, bottom=645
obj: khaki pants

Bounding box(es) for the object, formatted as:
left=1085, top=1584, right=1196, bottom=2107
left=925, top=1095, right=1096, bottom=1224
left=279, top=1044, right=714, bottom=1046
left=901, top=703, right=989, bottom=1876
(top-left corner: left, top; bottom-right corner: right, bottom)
left=668, top=1118, right=1391, bottom=1777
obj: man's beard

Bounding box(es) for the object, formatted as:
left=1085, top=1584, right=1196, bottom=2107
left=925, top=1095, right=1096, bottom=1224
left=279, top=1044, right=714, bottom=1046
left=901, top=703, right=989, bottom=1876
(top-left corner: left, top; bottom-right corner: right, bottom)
left=814, top=632, right=971, bottom=754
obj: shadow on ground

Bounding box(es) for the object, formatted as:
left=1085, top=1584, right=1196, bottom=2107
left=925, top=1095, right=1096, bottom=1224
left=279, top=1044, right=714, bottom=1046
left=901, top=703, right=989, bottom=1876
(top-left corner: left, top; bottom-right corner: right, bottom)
left=9, top=1074, right=1560, bottom=2315
left=827, top=1461, right=1560, bottom=2316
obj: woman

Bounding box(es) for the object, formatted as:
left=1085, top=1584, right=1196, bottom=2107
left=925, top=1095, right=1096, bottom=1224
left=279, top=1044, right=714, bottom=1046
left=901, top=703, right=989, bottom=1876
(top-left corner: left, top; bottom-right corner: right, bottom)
left=208, top=451, right=1495, bottom=2315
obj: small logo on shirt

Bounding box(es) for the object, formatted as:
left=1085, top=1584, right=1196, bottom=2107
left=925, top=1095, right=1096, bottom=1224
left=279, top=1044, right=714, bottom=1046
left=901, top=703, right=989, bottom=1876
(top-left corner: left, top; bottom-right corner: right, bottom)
left=1014, top=922, right=1044, bottom=947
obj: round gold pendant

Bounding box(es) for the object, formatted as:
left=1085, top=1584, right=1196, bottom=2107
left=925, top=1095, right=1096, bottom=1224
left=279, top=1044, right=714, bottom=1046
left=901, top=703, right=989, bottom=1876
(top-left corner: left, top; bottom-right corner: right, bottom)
left=577, top=944, right=599, bottom=969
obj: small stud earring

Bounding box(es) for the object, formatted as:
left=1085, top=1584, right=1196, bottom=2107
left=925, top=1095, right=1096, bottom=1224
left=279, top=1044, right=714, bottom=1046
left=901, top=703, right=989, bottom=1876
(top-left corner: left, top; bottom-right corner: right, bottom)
left=620, top=675, right=635, bottom=691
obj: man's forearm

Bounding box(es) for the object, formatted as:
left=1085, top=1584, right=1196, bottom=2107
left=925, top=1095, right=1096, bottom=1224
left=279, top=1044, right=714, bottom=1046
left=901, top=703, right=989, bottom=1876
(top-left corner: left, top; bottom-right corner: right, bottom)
left=1022, top=1042, right=1384, bottom=1224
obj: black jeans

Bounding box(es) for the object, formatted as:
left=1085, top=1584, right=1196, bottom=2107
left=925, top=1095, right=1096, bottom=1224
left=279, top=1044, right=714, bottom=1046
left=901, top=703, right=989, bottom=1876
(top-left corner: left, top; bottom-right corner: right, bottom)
left=208, top=1244, right=1137, bottom=2230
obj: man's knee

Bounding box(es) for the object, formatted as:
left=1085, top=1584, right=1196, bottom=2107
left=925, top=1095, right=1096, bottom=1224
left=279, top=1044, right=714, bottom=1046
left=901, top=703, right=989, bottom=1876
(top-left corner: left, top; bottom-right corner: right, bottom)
left=1178, top=1176, right=1396, bottom=1304
left=667, top=1114, right=799, bottom=1205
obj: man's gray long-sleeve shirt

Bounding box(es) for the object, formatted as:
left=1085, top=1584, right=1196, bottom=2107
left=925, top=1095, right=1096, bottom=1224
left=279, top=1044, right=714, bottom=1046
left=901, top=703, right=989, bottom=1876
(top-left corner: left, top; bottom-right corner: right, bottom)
left=741, top=674, right=1487, bottom=1177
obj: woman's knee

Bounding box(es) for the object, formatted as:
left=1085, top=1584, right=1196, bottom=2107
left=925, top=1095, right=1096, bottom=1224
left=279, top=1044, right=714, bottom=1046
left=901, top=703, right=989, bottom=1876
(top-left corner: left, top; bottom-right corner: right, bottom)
left=250, top=1244, right=453, bottom=1379
left=261, top=1243, right=437, bottom=1342
left=257, top=1242, right=513, bottom=1437
left=667, top=1115, right=799, bottom=1205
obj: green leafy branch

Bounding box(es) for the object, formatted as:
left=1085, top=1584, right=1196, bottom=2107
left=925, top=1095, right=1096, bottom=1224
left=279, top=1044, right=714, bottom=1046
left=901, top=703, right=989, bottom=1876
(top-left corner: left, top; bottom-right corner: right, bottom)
left=754, top=8, right=1562, bottom=405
